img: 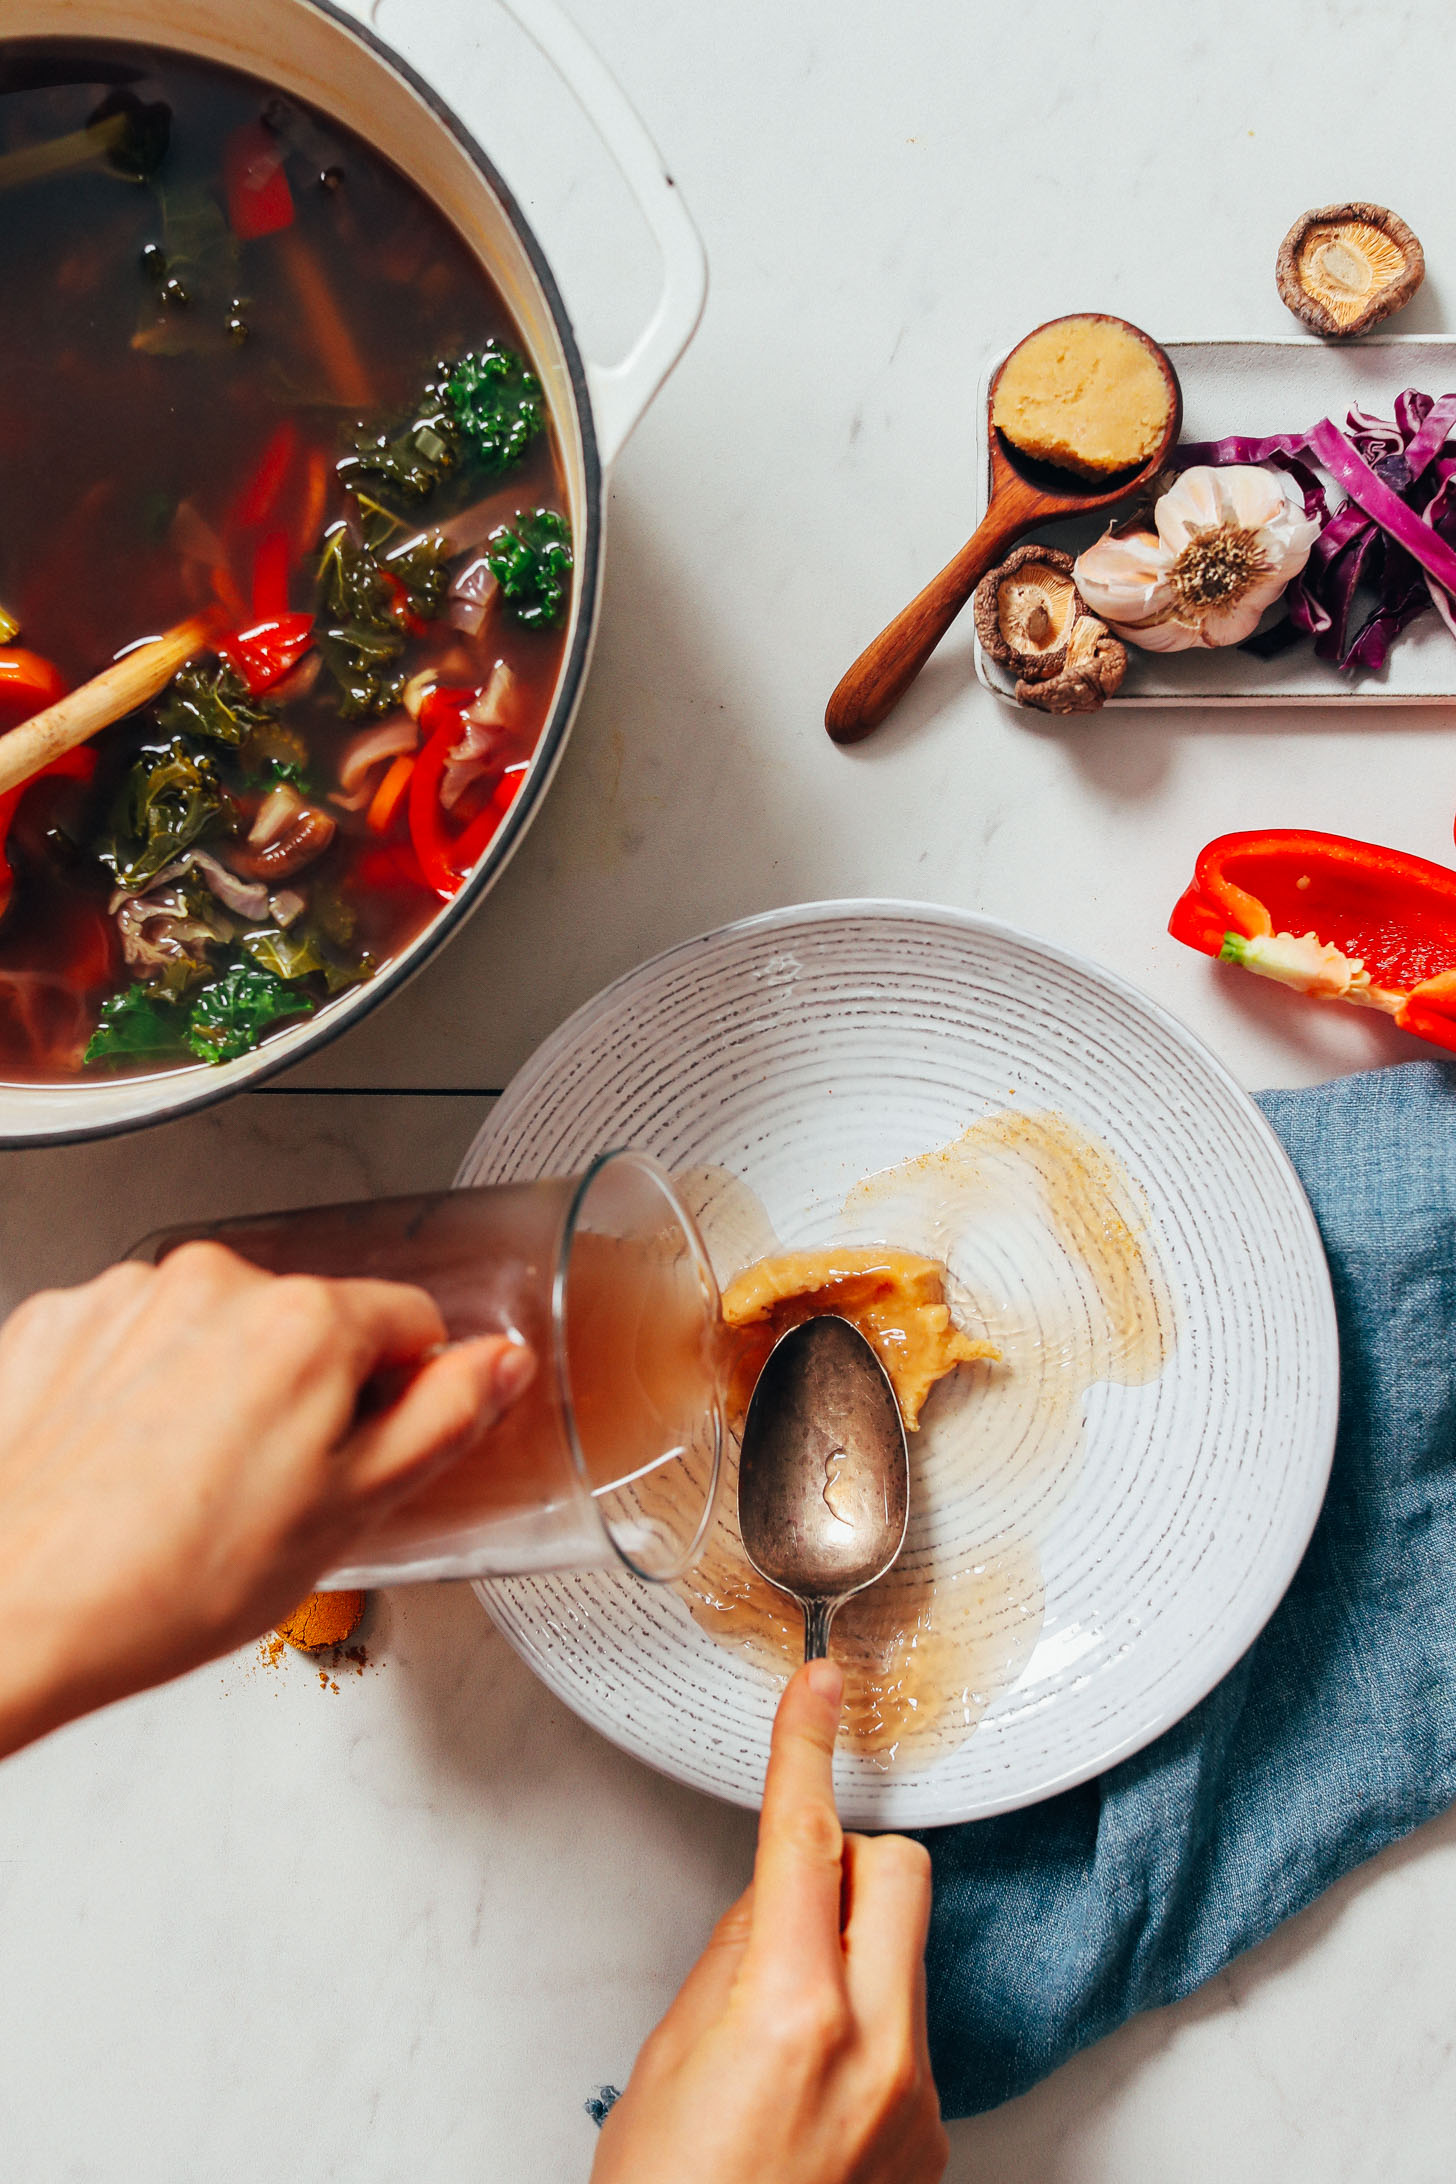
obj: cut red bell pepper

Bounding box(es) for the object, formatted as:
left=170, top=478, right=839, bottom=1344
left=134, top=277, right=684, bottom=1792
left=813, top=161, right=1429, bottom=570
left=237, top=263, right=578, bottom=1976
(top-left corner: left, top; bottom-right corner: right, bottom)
left=380, top=568, right=431, bottom=639
left=0, top=746, right=98, bottom=922
left=234, top=419, right=298, bottom=530
left=219, top=612, right=314, bottom=695
left=353, top=842, right=428, bottom=894
left=408, top=690, right=473, bottom=899
left=1169, top=829, right=1456, bottom=1053
left=406, top=689, right=529, bottom=899
left=0, top=648, right=67, bottom=729
left=251, top=528, right=292, bottom=621
left=448, top=763, right=529, bottom=875
left=223, top=120, right=296, bottom=242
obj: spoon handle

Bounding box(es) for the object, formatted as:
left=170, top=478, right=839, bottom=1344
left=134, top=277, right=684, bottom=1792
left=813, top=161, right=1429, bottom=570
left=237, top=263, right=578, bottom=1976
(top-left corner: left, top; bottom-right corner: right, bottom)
left=823, top=489, right=1040, bottom=746
left=803, top=1599, right=837, bottom=1660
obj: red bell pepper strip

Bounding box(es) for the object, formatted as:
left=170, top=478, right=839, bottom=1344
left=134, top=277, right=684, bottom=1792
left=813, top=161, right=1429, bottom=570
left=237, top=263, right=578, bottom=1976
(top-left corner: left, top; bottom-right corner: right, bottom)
left=353, top=842, right=428, bottom=894
left=234, top=419, right=298, bottom=530
left=380, top=568, right=432, bottom=639
left=1169, top=829, right=1456, bottom=1054
left=408, top=689, right=474, bottom=899
left=219, top=612, right=315, bottom=695
left=251, top=529, right=293, bottom=621
left=448, top=764, right=529, bottom=876
left=60, top=901, right=114, bottom=991
left=223, top=120, right=296, bottom=242
left=406, top=688, right=529, bottom=898
left=0, top=746, right=97, bottom=921
left=0, top=648, right=67, bottom=729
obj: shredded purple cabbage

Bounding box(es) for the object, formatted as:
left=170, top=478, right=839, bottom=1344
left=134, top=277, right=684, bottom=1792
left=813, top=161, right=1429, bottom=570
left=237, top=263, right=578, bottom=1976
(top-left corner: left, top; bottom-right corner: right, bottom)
left=1170, top=391, right=1456, bottom=672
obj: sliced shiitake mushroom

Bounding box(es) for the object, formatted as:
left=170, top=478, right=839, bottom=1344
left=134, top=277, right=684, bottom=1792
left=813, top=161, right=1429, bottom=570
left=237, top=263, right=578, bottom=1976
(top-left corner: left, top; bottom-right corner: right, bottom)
left=233, top=782, right=337, bottom=881
left=1015, top=617, right=1127, bottom=713
left=972, top=543, right=1084, bottom=682
left=1276, top=202, right=1424, bottom=338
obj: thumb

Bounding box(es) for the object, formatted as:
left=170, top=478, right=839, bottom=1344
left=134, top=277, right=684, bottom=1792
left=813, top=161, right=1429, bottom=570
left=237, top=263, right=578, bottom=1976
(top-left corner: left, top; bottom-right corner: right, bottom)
left=646, top=1882, right=756, bottom=2061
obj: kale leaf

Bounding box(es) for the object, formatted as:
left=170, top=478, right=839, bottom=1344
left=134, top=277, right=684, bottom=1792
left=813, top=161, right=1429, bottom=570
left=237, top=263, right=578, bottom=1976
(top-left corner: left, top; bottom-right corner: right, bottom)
left=388, top=536, right=449, bottom=621
left=315, top=523, right=445, bottom=717
left=157, top=661, right=276, bottom=747
left=101, top=738, right=224, bottom=889
left=83, top=984, right=187, bottom=1067
left=339, top=384, right=463, bottom=504
left=338, top=346, right=542, bottom=510
left=443, top=347, right=544, bottom=474
left=239, top=720, right=310, bottom=785
left=316, top=622, right=405, bottom=720
left=242, top=923, right=374, bottom=996
left=486, top=509, right=573, bottom=630
left=318, top=522, right=394, bottom=626
left=133, top=183, right=239, bottom=356
left=309, top=882, right=359, bottom=948
left=240, top=880, right=372, bottom=996
left=186, top=957, right=314, bottom=1064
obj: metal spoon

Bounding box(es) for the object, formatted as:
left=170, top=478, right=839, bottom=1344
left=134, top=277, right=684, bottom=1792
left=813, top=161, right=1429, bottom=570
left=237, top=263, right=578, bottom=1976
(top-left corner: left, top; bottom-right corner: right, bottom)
left=824, top=313, right=1182, bottom=744
left=737, top=1315, right=910, bottom=1660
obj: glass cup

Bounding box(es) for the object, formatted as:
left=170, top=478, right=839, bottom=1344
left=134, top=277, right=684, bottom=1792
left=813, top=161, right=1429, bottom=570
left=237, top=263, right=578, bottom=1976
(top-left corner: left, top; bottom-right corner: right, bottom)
left=133, top=1150, right=723, bottom=1586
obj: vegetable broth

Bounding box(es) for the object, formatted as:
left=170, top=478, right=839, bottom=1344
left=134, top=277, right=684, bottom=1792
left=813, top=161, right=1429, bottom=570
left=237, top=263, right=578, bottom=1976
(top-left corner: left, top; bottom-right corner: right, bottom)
left=0, top=40, right=570, bottom=1081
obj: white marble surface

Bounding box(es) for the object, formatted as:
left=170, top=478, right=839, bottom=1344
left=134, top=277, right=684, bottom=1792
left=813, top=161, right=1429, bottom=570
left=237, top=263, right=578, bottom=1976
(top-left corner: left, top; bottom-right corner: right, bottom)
left=8, top=1, right=1456, bottom=2177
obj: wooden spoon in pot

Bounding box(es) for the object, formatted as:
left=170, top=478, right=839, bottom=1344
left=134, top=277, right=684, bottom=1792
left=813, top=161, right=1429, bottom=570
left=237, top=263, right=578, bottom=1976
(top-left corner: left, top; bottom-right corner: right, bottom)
left=824, top=315, right=1182, bottom=744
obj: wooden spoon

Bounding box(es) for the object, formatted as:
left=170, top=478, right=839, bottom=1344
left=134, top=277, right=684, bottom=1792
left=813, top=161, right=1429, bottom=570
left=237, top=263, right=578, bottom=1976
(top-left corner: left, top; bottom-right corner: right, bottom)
left=824, top=315, right=1182, bottom=744
left=0, top=610, right=221, bottom=797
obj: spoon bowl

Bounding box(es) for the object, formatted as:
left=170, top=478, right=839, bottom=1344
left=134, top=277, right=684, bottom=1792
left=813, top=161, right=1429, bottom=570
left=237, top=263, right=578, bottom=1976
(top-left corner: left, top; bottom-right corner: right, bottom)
left=737, top=1314, right=910, bottom=1660
left=824, top=314, right=1182, bottom=743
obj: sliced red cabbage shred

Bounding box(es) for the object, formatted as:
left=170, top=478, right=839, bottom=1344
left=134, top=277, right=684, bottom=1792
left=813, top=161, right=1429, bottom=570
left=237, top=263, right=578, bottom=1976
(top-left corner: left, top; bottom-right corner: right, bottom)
left=1170, top=391, right=1456, bottom=671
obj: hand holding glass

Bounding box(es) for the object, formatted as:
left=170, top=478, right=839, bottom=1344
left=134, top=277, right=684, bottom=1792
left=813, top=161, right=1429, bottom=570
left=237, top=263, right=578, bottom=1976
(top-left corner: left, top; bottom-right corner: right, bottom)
left=136, top=1151, right=723, bottom=1586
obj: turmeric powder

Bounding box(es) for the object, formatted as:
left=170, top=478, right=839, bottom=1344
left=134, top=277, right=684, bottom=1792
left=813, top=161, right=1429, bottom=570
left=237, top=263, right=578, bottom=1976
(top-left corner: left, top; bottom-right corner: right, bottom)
left=275, top=1589, right=365, bottom=1652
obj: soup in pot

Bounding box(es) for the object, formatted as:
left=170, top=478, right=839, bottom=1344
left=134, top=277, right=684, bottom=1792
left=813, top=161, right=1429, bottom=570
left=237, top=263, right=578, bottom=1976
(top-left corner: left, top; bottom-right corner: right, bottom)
left=0, top=40, right=572, bottom=1081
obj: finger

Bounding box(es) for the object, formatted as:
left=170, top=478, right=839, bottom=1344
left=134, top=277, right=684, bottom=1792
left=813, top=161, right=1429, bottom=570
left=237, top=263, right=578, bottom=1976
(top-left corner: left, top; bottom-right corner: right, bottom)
left=340, top=1335, right=535, bottom=1499
left=743, top=1659, right=847, bottom=1992
left=646, top=1883, right=755, bottom=2060
left=289, top=1274, right=452, bottom=1373
left=841, top=1832, right=934, bottom=2046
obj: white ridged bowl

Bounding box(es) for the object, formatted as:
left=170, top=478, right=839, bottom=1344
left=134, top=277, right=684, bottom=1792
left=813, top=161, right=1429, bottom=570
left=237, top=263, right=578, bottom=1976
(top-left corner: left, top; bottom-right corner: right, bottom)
left=457, top=901, right=1338, bottom=1827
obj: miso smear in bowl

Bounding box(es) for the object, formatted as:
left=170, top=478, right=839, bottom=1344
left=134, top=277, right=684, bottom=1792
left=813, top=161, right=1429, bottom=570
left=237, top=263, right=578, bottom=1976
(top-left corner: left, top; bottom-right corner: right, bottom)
left=676, top=1108, right=1175, bottom=1770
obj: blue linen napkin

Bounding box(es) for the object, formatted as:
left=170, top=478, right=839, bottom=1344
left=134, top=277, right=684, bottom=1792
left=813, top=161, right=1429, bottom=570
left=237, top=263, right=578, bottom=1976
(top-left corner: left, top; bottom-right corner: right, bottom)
left=922, top=1057, right=1456, bottom=2118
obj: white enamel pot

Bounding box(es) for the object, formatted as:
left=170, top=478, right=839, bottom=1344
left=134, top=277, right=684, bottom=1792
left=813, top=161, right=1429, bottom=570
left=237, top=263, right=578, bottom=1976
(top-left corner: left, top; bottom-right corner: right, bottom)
left=0, top=0, right=706, bottom=1143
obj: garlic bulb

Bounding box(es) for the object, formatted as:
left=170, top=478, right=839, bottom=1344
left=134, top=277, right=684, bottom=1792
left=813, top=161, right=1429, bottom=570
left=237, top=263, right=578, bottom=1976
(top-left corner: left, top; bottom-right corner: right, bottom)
left=1073, top=465, right=1321, bottom=652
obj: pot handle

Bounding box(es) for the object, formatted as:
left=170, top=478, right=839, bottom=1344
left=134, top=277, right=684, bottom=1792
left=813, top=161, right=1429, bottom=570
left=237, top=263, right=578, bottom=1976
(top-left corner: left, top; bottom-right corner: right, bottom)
left=369, top=0, right=707, bottom=471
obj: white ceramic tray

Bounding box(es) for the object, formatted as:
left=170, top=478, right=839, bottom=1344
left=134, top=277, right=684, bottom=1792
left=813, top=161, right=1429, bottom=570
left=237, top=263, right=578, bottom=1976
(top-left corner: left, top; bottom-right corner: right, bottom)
left=974, top=333, right=1456, bottom=707
left=459, top=902, right=1337, bottom=1827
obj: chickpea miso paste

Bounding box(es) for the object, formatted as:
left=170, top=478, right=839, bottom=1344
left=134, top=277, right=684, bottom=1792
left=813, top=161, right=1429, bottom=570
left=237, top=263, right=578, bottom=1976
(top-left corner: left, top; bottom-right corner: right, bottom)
left=0, top=42, right=572, bottom=1081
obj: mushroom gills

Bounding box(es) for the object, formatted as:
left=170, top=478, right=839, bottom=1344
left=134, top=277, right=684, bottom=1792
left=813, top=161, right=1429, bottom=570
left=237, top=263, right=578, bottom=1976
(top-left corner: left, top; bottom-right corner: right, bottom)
left=999, top=567, right=1077, bottom=660
left=1298, top=221, right=1410, bottom=328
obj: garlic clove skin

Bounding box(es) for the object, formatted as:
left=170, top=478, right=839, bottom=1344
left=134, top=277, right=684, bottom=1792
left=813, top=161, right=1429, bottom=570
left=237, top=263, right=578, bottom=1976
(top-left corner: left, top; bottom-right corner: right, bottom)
left=1155, top=464, right=1320, bottom=582
left=1197, top=569, right=1300, bottom=649
left=1072, top=528, right=1176, bottom=631
left=1153, top=464, right=1286, bottom=554
left=1104, top=610, right=1202, bottom=653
